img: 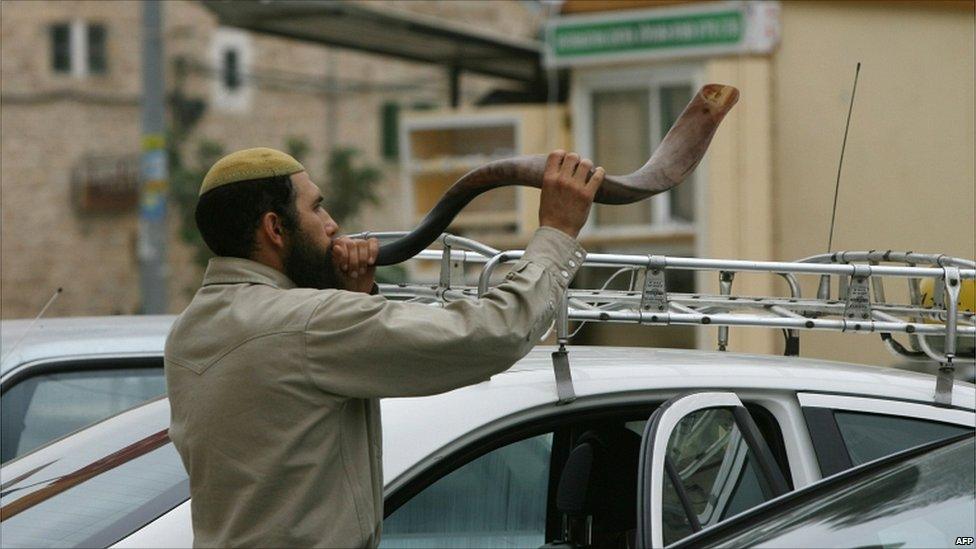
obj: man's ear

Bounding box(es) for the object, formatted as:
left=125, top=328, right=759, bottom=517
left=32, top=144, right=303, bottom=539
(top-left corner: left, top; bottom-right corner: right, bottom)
left=257, top=211, right=287, bottom=251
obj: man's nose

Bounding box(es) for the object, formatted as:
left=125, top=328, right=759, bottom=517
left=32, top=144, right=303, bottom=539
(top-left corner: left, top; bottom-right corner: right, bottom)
left=325, top=219, right=339, bottom=237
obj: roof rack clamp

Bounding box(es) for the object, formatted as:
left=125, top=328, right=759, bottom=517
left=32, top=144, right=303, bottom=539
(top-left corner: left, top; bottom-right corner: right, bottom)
left=718, top=271, right=735, bottom=351
left=934, top=266, right=962, bottom=407
left=641, top=255, right=669, bottom=314
left=843, top=264, right=873, bottom=323
left=438, top=234, right=466, bottom=293
left=552, top=294, right=576, bottom=405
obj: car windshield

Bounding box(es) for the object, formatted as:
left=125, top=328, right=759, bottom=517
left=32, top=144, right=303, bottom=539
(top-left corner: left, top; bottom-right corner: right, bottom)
left=0, top=399, right=187, bottom=548
left=702, top=437, right=975, bottom=549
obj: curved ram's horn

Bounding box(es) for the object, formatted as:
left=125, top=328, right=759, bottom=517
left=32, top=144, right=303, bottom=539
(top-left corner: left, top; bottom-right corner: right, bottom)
left=377, top=84, right=739, bottom=265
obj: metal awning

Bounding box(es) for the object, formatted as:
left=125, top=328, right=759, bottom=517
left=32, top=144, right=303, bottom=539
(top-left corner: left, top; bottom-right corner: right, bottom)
left=202, top=0, right=545, bottom=84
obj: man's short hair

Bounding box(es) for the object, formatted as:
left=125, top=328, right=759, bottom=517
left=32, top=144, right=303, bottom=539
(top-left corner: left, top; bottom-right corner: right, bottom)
left=194, top=174, right=298, bottom=259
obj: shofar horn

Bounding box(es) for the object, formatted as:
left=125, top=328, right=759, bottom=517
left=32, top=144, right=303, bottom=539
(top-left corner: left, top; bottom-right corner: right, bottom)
left=376, top=84, right=739, bottom=265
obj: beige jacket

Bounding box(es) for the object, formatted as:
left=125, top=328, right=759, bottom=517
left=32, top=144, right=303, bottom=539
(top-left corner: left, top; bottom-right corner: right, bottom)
left=165, top=227, right=586, bottom=548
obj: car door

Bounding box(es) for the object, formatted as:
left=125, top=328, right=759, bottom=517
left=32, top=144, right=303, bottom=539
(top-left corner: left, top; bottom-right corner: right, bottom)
left=798, top=393, right=975, bottom=477
left=637, top=392, right=790, bottom=548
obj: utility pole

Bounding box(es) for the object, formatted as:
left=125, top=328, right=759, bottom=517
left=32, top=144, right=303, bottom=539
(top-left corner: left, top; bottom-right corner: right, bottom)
left=139, top=0, right=168, bottom=314
left=325, top=50, right=338, bottom=151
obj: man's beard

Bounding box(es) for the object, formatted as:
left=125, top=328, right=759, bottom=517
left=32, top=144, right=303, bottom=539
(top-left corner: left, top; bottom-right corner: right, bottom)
left=282, top=228, right=342, bottom=290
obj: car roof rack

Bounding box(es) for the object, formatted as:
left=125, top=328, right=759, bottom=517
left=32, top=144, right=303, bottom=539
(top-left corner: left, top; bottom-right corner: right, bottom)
left=352, top=232, right=975, bottom=408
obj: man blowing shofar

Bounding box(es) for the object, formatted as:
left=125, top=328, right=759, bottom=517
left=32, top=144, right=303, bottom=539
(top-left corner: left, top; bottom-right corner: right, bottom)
left=165, top=146, right=604, bottom=547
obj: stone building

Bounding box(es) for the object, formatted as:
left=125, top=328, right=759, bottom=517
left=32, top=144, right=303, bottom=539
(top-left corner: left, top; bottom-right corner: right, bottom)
left=0, top=0, right=544, bottom=318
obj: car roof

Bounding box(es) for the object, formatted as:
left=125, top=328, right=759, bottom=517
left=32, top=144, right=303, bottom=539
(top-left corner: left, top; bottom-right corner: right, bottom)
left=2, top=320, right=973, bottom=489
left=2, top=315, right=973, bottom=411
left=3, top=315, right=970, bottom=403
left=0, top=315, right=176, bottom=375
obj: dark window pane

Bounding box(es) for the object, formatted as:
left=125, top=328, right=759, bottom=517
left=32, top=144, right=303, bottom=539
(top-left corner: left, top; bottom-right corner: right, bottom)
left=381, top=102, right=400, bottom=160
left=834, top=411, right=971, bottom=466
left=591, top=89, right=651, bottom=227
left=0, top=368, right=166, bottom=463
left=719, top=456, right=765, bottom=520
left=660, top=85, right=695, bottom=223
left=382, top=433, right=552, bottom=548
left=223, top=48, right=240, bottom=90
left=50, top=24, right=71, bottom=73
left=87, top=24, right=107, bottom=74
left=661, top=471, right=695, bottom=543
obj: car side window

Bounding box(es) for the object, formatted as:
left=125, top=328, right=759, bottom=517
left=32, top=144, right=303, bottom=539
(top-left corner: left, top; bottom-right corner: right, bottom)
left=381, top=432, right=552, bottom=548
left=0, top=366, right=166, bottom=463
left=833, top=411, right=971, bottom=466
left=661, top=408, right=775, bottom=545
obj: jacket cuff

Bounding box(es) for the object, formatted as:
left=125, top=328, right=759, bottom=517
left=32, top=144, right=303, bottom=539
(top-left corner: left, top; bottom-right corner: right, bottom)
left=521, top=226, right=587, bottom=291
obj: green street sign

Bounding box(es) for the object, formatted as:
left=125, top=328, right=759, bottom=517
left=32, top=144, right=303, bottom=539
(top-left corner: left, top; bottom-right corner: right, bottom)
left=553, top=11, right=743, bottom=58
left=545, top=1, right=780, bottom=67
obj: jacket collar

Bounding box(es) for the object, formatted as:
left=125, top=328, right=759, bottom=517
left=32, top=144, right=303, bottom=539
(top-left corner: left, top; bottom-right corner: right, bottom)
left=202, top=257, right=296, bottom=290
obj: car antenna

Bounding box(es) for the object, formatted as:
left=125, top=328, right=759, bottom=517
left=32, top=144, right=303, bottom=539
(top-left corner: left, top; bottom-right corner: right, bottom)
left=1, top=287, right=62, bottom=366
left=817, top=62, right=861, bottom=300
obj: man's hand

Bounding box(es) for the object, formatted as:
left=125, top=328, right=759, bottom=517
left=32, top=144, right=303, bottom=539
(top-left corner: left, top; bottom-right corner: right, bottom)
left=539, top=150, right=605, bottom=239
left=332, top=236, right=379, bottom=293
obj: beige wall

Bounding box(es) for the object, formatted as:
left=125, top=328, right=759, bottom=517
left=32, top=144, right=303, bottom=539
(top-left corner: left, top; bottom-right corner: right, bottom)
left=553, top=1, right=973, bottom=363
left=703, top=56, right=776, bottom=355
left=771, top=1, right=975, bottom=365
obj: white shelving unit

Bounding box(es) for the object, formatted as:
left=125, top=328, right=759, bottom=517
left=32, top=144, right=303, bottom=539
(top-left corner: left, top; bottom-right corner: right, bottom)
left=399, top=106, right=568, bottom=245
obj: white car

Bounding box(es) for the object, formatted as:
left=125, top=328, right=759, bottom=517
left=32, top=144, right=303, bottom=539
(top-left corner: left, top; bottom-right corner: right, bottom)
left=2, top=245, right=972, bottom=547
left=1, top=334, right=973, bottom=548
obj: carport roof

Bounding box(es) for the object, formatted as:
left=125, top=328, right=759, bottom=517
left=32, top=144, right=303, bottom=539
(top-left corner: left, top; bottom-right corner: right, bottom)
left=201, top=0, right=545, bottom=83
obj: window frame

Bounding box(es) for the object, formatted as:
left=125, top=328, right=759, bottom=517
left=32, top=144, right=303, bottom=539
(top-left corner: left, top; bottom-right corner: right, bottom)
left=48, top=20, right=107, bottom=77
left=797, top=392, right=975, bottom=477
left=210, top=27, right=253, bottom=112
left=637, top=392, right=789, bottom=548
left=572, top=63, right=704, bottom=239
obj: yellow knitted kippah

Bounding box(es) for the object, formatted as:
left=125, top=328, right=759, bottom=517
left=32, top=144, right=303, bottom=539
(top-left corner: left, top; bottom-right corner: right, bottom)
left=199, top=147, right=305, bottom=195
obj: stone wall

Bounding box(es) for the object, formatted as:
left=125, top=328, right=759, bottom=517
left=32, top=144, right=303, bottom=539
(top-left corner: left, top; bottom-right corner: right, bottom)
left=1, top=0, right=540, bottom=318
